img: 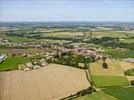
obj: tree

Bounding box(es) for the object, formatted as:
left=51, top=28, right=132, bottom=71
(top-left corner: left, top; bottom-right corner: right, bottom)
left=102, top=62, right=108, bottom=68
left=102, top=55, right=108, bottom=68
left=131, top=80, right=134, bottom=85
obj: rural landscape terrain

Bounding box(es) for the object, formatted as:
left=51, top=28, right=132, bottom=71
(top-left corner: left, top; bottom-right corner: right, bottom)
left=0, top=22, right=134, bottom=100
left=0, top=0, right=134, bottom=100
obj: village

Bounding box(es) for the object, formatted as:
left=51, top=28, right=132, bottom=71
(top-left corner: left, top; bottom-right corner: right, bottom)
left=0, top=39, right=103, bottom=71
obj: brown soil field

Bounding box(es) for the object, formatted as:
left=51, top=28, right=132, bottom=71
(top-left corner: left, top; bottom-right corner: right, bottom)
left=0, top=64, right=90, bottom=100
left=90, top=60, right=124, bottom=76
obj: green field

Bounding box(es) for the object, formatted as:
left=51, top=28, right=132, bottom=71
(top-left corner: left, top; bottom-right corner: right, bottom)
left=0, top=56, right=29, bottom=71
left=1, top=35, right=33, bottom=43
left=91, top=75, right=129, bottom=87
left=102, top=87, right=134, bottom=100
left=93, top=31, right=134, bottom=38
left=105, top=49, right=134, bottom=59
left=42, top=32, right=83, bottom=38
left=121, top=39, right=134, bottom=43
left=74, top=87, right=134, bottom=100
left=74, top=91, right=118, bottom=100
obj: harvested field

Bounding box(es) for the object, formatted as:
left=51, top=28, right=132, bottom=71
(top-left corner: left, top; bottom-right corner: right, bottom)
left=120, top=61, right=134, bottom=71
left=0, top=64, right=90, bottom=100
left=90, top=60, right=124, bottom=76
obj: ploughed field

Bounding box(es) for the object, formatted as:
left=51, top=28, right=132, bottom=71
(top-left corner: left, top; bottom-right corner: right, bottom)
left=0, top=64, right=90, bottom=100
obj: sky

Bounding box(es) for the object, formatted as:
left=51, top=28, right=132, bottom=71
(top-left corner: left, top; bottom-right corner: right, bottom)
left=0, top=0, right=134, bottom=22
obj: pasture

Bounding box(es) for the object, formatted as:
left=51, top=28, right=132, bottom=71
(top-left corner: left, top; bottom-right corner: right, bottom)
left=102, top=87, right=134, bottom=100
left=90, top=75, right=129, bottom=87
left=0, top=64, right=90, bottom=100
left=105, top=49, right=134, bottom=59
left=0, top=56, right=29, bottom=71
left=73, top=91, right=118, bottom=100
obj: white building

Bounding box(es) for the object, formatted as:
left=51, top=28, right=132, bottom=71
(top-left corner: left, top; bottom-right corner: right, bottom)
left=0, top=54, right=7, bottom=63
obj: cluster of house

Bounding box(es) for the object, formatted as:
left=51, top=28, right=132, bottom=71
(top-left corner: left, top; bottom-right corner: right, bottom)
left=0, top=38, right=14, bottom=46
left=41, top=43, right=104, bottom=61
left=18, top=59, right=47, bottom=71
left=0, top=54, right=7, bottom=63
left=1, top=34, right=103, bottom=61
left=75, top=47, right=103, bottom=60
left=0, top=41, right=104, bottom=71
left=0, top=38, right=31, bottom=47
left=56, top=43, right=103, bottom=60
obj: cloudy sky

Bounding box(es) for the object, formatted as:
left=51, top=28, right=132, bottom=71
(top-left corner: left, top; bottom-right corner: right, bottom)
left=0, top=0, right=134, bottom=22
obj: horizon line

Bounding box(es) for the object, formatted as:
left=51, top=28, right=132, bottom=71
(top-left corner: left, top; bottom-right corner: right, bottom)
left=1, top=21, right=134, bottom=23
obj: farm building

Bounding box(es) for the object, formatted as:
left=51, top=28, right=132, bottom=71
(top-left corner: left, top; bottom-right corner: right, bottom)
left=0, top=54, right=7, bottom=63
